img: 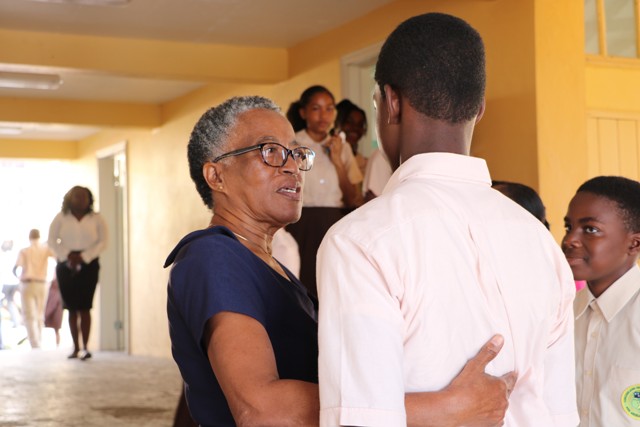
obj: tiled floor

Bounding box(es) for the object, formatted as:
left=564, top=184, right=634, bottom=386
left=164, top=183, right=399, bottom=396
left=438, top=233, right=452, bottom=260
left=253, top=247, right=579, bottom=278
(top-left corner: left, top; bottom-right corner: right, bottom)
left=0, top=347, right=183, bottom=427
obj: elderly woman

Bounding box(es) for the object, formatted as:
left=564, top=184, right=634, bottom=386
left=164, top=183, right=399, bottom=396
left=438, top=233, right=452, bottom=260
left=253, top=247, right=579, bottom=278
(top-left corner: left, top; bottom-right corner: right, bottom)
left=165, top=96, right=514, bottom=427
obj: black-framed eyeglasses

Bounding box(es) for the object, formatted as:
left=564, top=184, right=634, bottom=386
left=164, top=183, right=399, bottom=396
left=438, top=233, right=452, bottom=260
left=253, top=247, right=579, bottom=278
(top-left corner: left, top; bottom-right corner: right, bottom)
left=212, top=142, right=315, bottom=171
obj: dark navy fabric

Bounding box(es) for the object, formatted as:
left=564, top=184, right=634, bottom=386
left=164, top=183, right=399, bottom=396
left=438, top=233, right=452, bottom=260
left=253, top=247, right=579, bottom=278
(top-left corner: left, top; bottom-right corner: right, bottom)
left=165, top=226, right=318, bottom=427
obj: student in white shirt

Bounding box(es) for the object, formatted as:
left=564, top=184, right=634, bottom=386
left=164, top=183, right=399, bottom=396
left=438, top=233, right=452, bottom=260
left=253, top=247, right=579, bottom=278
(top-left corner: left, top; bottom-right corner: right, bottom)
left=317, top=13, right=578, bottom=427
left=285, top=86, right=363, bottom=297
left=562, top=176, right=640, bottom=426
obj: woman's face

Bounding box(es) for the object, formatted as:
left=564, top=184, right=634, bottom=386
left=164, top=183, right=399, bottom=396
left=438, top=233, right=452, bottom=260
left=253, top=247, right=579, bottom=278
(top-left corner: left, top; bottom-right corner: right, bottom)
left=300, top=92, right=336, bottom=137
left=217, top=109, right=305, bottom=228
left=70, top=187, right=90, bottom=213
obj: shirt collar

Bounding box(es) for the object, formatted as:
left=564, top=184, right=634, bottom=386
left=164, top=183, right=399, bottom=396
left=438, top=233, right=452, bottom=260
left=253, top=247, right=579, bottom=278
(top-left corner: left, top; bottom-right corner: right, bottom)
left=575, top=264, right=640, bottom=322
left=383, top=152, right=491, bottom=194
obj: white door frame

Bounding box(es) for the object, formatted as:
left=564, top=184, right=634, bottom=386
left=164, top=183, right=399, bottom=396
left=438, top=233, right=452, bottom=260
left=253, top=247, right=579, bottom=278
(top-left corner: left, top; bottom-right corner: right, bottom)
left=340, top=42, right=383, bottom=157
left=96, top=141, right=128, bottom=352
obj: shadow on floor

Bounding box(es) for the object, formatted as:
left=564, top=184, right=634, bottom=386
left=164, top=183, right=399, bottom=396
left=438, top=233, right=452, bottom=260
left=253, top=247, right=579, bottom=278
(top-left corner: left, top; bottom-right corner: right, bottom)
left=0, top=347, right=183, bottom=427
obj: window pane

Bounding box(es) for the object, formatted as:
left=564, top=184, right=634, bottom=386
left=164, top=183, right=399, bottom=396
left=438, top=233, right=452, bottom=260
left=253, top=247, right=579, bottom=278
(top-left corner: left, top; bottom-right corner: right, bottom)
left=585, top=0, right=600, bottom=54
left=605, top=0, right=638, bottom=57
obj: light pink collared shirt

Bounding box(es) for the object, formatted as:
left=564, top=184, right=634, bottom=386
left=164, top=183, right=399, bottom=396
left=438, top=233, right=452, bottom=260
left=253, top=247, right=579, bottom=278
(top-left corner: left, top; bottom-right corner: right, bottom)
left=317, top=153, right=579, bottom=427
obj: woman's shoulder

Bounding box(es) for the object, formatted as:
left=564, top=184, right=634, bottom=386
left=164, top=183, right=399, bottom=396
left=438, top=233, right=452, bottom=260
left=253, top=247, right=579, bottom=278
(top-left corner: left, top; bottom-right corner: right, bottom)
left=164, top=226, right=243, bottom=268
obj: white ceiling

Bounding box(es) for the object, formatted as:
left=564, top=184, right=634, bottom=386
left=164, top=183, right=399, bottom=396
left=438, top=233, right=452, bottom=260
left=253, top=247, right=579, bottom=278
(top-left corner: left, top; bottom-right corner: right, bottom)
left=0, top=0, right=396, bottom=141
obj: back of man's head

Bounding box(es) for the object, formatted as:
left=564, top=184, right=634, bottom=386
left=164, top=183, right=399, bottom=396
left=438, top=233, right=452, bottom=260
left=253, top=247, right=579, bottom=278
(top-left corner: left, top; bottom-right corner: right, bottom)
left=29, top=229, right=40, bottom=240
left=374, top=13, right=486, bottom=123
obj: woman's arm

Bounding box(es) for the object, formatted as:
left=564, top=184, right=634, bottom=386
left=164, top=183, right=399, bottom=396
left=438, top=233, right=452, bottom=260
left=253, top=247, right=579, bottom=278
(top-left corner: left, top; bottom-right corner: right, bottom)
left=206, top=311, right=319, bottom=427
left=80, top=213, right=108, bottom=263
left=208, top=311, right=513, bottom=427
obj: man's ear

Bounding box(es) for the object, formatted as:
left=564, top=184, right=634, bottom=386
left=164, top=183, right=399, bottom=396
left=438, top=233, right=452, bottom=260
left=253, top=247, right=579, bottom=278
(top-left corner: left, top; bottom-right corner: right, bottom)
left=203, top=162, right=225, bottom=193
left=299, top=107, right=306, bottom=121
left=383, top=84, right=401, bottom=125
left=475, top=98, right=486, bottom=124
left=628, top=232, right=640, bottom=255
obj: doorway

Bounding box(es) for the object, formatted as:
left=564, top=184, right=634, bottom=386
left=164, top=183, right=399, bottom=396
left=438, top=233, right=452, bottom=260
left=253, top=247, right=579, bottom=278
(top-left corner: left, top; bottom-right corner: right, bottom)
left=97, top=143, right=128, bottom=352
left=340, top=42, right=382, bottom=158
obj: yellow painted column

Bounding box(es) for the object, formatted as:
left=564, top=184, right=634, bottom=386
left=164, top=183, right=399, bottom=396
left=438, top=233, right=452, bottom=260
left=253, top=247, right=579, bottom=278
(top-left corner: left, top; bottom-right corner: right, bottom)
left=534, top=0, right=588, bottom=239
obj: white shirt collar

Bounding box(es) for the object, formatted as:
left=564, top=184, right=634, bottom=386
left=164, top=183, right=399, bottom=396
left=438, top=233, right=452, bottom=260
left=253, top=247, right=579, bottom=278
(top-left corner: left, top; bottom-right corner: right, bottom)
left=384, top=152, right=491, bottom=195
left=575, top=264, right=640, bottom=322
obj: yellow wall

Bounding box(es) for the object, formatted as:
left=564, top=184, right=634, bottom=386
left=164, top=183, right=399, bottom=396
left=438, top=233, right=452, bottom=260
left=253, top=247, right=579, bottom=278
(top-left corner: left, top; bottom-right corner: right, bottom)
left=0, top=140, right=77, bottom=159
left=5, top=0, right=633, bottom=357
left=534, top=0, right=587, bottom=239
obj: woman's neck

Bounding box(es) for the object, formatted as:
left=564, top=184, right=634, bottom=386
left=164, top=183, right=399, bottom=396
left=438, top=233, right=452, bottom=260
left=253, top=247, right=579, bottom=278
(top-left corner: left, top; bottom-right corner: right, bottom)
left=71, top=209, right=87, bottom=221
left=209, top=215, right=274, bottom=257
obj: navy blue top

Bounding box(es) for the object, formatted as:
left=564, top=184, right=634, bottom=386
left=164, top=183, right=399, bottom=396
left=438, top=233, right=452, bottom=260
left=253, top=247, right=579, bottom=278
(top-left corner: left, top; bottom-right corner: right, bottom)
left=165, top=226, right=318, bottom=427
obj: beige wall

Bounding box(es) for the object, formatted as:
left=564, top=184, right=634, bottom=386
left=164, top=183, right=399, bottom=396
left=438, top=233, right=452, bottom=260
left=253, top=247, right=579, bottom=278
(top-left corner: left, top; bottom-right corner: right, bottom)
left=3, top=0, right=639, bottom=357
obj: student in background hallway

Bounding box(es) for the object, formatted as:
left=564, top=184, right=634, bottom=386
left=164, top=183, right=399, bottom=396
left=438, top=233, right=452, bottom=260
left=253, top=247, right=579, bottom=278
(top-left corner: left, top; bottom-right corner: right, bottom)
left=1, top=240, right=21, bottom=328
left=335, top=99, right=368, bottom=176
left=317, top=13, right=578, bottom=426
left=48, top=186, right=108, bottom=360
left=492, top=180, right=550, bottom=229
left=285, top=86, right=363, bottom=297
left=562, top=176, right=640, bottom=426
left=13, top=229, right=55, bottom=349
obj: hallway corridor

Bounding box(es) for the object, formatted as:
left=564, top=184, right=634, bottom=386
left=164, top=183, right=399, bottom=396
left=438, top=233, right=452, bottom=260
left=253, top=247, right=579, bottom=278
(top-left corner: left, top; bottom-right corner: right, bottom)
left=0, top=347, right=182, bottom=426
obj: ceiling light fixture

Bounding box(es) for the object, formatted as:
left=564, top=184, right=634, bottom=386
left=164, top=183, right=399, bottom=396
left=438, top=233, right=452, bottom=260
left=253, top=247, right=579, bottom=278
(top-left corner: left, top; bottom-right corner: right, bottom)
left=0, top=71, right=62, bottom=90
left=0, top=126, right=24, bottom=136
left=26, top=0, right=131, bottom=5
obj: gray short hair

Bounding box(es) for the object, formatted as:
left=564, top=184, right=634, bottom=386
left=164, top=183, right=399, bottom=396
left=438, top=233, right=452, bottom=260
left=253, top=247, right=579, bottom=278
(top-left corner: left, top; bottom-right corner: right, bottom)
left=188, top=96, right=281, bottom=209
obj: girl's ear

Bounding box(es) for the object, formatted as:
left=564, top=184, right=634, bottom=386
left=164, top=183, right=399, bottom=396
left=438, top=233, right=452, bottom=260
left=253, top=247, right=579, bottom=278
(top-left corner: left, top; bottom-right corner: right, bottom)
left=203, top=162, right=225, bottom=193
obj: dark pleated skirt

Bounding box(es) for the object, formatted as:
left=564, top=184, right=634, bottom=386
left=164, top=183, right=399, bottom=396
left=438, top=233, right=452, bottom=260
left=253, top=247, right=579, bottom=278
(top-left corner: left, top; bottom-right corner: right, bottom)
left=286, top=207, right=346, bottom=298
left=56, top=258, right=100, bottom=310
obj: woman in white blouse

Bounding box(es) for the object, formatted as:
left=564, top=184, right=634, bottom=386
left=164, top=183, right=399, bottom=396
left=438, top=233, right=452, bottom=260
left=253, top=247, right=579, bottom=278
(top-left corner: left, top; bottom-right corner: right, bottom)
left=48, top=186, right=108, bottom=360
left=285, top=85, right=363, bottom=296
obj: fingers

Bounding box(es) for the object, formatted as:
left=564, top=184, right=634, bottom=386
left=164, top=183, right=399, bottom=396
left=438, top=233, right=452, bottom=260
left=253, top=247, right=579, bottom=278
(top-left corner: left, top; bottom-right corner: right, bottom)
left=500, top=371, right=518, bottom=396
left=466, top=334, right=504, bottom=371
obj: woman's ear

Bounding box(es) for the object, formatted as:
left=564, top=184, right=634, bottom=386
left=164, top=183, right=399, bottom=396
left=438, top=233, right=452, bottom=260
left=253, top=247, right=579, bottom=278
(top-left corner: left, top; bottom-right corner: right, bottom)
left=203, top=162, right=225, bottom=193
left=383, top=85, right=401, bottom=125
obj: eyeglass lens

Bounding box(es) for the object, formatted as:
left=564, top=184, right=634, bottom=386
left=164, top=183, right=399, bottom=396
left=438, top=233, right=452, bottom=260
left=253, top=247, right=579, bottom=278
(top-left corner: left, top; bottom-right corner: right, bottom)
left=261, top=143, right=314, bottom=171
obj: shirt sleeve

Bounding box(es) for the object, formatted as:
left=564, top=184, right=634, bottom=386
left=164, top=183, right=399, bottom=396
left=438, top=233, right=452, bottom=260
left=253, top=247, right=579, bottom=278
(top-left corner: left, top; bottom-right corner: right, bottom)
left=80, top=213, right=108, bottom=263
left=544, top=244, right=580, bottom=426
left=317, top=231, right=406, bottom=427
left=47, top=213, right=66, bottom=262
left=169, top=237, right=268, bottom=349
